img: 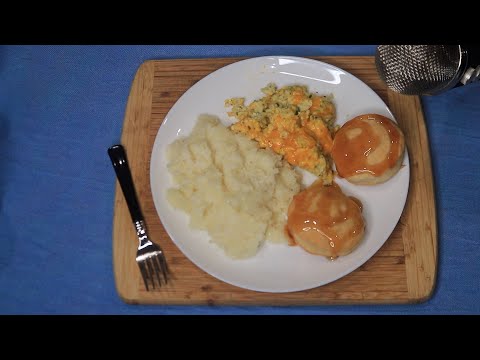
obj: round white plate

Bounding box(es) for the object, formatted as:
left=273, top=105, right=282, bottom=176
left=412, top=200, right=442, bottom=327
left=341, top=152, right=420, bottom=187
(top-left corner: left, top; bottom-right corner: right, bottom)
left=150, top=56, right=410, bottom=293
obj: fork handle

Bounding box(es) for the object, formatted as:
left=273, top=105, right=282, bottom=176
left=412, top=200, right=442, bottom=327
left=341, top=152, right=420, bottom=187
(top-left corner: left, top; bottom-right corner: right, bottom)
left=108, top=144, right=144, bottom=224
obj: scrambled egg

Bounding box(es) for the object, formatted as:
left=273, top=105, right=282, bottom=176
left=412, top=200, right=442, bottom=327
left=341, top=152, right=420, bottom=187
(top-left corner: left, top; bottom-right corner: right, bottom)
left=226, top=83, right=337, bottom=184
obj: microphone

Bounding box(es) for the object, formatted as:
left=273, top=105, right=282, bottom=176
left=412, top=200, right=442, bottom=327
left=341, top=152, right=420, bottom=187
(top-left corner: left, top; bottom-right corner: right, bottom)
left=375, top=45, right=480, bottom=96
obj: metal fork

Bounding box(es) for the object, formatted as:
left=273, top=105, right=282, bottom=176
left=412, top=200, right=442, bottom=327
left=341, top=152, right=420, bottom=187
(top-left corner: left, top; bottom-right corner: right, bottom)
left=108, top=144, right=169, bottom=290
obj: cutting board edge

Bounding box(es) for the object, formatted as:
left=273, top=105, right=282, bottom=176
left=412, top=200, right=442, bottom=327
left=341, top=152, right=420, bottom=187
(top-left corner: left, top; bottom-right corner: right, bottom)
left=112, top=56, right=438, bottom=306
left=113, top=60, right=156, bottom=304
left=386, top=93, right=438, bottom=304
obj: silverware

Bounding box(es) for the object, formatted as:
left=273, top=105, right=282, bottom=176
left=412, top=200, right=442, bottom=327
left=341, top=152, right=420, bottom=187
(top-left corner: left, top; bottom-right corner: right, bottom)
left=108, top=144, right=169, bottom=290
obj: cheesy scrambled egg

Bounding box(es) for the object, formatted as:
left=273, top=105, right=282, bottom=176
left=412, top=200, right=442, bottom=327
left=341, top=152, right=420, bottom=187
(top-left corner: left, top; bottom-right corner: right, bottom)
left=226, top=83, right=337, bottom=184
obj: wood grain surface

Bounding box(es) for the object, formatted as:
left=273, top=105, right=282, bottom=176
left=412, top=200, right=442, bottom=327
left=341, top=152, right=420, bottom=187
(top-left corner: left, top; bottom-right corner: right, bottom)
left=112, top=56, right=437, bottom=305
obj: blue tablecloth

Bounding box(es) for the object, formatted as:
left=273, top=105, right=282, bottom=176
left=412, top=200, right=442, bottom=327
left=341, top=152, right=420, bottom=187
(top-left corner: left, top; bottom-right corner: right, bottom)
left=1, top=45, right=479, bottom=315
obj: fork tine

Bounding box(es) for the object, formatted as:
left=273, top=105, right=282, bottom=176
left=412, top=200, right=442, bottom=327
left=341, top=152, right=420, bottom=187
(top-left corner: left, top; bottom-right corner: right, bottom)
left=138, top=261, right=150, bottom=291
left=159, top=255, right=169, bottom=284
left=152, top=255, right=163, bottom=287
left=145, top=257, right=156, bottom=289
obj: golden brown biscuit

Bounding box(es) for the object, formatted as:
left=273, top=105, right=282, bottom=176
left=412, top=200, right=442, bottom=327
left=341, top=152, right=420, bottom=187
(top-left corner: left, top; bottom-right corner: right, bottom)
left=331, top=114, right=405, bottom=185
left=286, top=182, right=365, bottom=258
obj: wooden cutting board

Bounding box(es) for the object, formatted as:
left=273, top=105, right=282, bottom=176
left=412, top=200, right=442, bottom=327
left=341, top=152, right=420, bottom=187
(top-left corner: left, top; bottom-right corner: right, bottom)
left=112, top=56, right=437, bottom=305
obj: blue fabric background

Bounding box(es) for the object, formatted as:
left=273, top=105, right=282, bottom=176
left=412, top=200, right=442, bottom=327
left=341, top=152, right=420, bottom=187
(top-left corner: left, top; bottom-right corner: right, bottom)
left=0, top=45, right=479, bottom=314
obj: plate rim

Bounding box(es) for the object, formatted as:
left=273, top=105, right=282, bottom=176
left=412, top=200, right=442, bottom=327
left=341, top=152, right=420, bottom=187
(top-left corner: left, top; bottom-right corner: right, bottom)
left=149, top=55, right=410, bottom=293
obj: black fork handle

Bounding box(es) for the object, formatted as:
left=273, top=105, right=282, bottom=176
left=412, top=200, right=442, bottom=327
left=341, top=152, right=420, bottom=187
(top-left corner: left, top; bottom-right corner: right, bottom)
left=108, top=144, right=144, bottom=224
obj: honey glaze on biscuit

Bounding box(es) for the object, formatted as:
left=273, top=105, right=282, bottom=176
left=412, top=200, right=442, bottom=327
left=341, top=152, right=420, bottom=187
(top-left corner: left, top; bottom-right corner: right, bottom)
left=331, top=114, right=402, bottom=178
left=286, top=181, right=364, bottom=259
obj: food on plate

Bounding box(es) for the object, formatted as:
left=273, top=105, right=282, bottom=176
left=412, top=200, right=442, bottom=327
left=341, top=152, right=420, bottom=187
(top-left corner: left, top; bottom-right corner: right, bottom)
left=226, top=83, right=337, bottom=185
left=331, top=113, right=405, bottom=185
left=286, top=181, right=365, bottom=259
left=166, top=114, right=302, bottom=259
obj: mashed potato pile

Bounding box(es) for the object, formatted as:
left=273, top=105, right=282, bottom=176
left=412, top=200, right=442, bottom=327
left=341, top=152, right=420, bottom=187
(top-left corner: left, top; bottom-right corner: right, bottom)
left=166, top=115, right=302, bottom=259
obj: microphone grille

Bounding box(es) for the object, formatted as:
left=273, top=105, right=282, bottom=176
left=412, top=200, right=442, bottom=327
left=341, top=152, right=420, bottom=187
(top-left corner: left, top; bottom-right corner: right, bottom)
left=375, top=45, right=463, bottom=95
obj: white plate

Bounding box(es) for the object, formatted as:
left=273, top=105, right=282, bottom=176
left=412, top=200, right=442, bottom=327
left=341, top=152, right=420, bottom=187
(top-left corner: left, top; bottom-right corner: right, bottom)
left=150, top=56, right=410, bottom=293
